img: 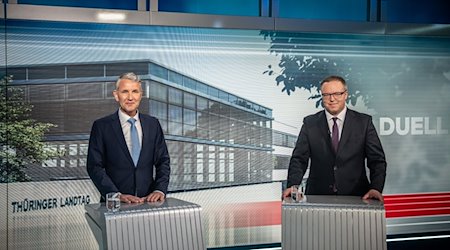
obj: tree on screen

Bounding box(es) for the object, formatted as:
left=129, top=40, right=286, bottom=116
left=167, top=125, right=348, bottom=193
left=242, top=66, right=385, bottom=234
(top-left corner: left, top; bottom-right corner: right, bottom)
left=260, top=31, right=368, bottom=108
left=0, top=75, right=61, bottom=182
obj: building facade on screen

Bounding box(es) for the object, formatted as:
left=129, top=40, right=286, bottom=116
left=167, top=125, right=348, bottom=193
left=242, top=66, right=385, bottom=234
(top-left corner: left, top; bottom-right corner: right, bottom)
left=8, top=60, right=275, bottom=191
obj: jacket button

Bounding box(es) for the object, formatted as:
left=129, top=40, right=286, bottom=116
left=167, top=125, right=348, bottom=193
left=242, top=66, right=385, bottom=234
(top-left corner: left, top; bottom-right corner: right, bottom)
left=333, top=166, right=337, bottom=171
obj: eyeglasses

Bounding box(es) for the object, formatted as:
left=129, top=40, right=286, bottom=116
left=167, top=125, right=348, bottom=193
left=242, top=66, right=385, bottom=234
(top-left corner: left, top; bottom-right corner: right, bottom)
left=321, top=90, right=347, bottom=99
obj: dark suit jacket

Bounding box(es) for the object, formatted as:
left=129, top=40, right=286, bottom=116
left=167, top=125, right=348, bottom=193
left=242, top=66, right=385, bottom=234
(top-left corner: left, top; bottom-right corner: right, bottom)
left=87, top=111, right=170, bottom=199
left=287, top=109, right=386, bottom=196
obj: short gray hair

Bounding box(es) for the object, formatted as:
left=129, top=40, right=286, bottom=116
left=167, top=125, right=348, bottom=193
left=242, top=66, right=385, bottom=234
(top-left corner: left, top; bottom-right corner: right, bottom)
left=115, top=72, right=141, bottom=89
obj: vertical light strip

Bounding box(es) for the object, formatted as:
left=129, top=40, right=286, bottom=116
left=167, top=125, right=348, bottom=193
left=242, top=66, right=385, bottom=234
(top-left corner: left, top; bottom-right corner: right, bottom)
left=150, top=0, right=158, bottom=12
left=271, top=0, right=280, bottom=18
left=260, top=0, right=270, bottom=17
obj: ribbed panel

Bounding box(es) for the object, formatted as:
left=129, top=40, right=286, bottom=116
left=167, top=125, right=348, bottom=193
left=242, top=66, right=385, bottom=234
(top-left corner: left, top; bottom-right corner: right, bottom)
left=282, top=197, right=386, bottom=250
left=104, top=204, right=205, bottom=250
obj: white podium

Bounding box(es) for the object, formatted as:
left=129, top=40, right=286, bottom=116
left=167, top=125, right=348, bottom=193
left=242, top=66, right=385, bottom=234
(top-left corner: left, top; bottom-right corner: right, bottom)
left=85, top=198, right=206, bottom=250
left=282, top=195, right=386, bottom=250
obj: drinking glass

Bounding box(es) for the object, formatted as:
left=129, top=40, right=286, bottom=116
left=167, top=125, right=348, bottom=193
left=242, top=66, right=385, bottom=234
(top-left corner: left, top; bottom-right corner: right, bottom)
left=106, top=192, right=120, bottom=212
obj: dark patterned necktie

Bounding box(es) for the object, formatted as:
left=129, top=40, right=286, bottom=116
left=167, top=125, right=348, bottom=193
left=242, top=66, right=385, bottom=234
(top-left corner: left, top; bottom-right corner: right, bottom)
left=332, top=117, right=339, bottom=153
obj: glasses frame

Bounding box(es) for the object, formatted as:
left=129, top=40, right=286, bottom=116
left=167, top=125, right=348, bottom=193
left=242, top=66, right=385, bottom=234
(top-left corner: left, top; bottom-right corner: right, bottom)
left=321, top=90, right=347, bottom=99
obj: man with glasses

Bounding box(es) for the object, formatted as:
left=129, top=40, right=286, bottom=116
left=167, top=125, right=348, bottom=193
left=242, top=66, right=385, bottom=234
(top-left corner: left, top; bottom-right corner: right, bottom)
left=282, top=75, right=386, bottom=201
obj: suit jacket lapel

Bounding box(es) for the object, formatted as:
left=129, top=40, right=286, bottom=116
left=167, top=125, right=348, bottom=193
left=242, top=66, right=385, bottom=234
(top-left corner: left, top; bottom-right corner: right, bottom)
left=137, top=114, right=149, bottom=167
left=318, top=111, right=335, bottom=155
left=110, top=112, right=134, bottom=166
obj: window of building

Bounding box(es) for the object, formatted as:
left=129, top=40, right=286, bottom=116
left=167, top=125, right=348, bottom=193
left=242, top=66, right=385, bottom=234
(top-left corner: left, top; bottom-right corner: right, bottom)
left=384, top=0, right=450, bottom=24
left=150, top=63, right=169, bottom=80
left=28, top=66, right=65, bottom=80
left=197, top=97, right=208, bottom=111
left=168, top=70, right=183, bottom=85
left=279, top=0, right=368, bottom=22
left=168, top=104, right=183, bottom=135
left=68, top=144, right=78, bottom=156
left=79, top=144, right=88, bottom=155
left=69, top=159, right=77, bottom=168
left=18, top=0, right=138, bottom=10
left=168, top=104, right=182, bottom=123
left=158, top=0, right=260, bottom=17
left=196, top=82, right=208, bottom=95
left=106, top=62, right=149, bottom=76
left=7, top=67, right=27, bottom=80
left=183, top=92, right=196, bottom=109
left=29, top=84, right=65, bottom=101
left=150, top=100, right=167, bottom=121
left=208, top=86, right=219, bottom=98
left=67, top=83, right=103, bottom=100
left=218, top=90, right=229, bottom=102
left=149, top=81, right=167, bottom=101
left=183, top=77, right=196, bottom=91
left=168, top=87, right=183, bottom=105
left=67, top=64, right=104, bottom=78
left=183, top=108, right=197, bottom=137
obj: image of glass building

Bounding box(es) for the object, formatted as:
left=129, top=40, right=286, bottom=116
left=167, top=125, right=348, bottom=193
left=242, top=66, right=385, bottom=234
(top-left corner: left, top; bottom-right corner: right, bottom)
left=7, top=60, right=274, bottom=191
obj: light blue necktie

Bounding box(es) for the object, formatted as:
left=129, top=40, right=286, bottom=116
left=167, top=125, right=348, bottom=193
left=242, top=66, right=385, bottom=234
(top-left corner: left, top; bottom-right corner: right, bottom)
left=128, top=118, right=141, bottom=167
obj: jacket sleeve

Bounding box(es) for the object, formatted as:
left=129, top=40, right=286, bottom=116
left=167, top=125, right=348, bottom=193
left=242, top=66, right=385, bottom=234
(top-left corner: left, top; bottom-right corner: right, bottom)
left=86, top=120, right=119, bottom=199
left=152, top=119, right=171, bottom=194
left=365, top=116, right=387, bottom=193
left=287, top=118, right=310, bottom=188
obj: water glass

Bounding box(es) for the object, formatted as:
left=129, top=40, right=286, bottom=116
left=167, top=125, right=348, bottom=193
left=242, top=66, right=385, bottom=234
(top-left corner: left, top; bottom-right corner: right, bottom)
left=291, top=185, right=303, bottom=202
left=106, top=192, right=121, bottom=212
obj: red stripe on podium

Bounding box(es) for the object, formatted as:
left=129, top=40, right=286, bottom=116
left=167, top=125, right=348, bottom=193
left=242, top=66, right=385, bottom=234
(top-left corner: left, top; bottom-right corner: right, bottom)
left=384, top=192, right=450, bottom=218
left=211, top=192, right=450, bottom=228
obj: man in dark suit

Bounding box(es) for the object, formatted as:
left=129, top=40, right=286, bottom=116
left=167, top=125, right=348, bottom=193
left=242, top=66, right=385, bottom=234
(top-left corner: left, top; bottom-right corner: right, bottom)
left=282, top=75, right=386, bottom=201
left=87, top=72, right=170, bottom=203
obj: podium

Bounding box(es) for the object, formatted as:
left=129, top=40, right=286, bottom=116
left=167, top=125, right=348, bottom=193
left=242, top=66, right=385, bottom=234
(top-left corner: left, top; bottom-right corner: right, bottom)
left=282, top=195, right=386, bottom=250
left=85, top=198, right=206, bottom=250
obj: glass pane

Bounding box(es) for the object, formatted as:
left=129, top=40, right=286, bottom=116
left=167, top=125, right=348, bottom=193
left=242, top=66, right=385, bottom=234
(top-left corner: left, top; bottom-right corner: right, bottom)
left=168, top=104, right=182, bottom=123
left=183, top=108, right=196, bottom=126
left=150, top=100, right=167, bottom=120
left=183, top=92, right=196, bottom=109
left=196, top=97, right=208, bottom=111
left=279, top=0, right=368, bottom=21
left=18, top=0, right=138, bottom=10
left=168, top=70, right=183, bottom=85
left=158, top=0, right=259, bottom=17
left=150, top=63, right=168, bottom=80
left=183, top=77, right=197, bottom=90
left=149, top=81, right=167, bottom=101
left=384, top=0, right=450, bottom=24
left=168, top=121, right=182, bottom=135
left=168, top=87, right=182, bottom=105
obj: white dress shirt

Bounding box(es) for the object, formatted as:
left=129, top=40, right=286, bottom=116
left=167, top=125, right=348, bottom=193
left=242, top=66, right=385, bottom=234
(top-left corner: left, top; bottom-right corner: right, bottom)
left=325, top=106, right=347, bottom=140
left=118, top=109, right=142, bottom=155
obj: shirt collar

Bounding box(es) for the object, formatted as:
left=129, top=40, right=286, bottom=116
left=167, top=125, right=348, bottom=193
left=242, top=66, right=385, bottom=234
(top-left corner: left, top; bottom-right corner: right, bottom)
left=325, top=106, right=347, bottom=121
left=118, top=109, right=140, bottom=125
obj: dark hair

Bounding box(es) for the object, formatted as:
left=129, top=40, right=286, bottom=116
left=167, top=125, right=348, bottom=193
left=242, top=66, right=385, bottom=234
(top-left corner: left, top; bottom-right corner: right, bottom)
left=320, top=75, right=347, bottom=90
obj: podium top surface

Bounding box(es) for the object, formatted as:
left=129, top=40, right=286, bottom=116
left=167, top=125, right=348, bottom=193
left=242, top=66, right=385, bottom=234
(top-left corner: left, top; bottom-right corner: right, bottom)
left=85, top=197, right=201, bottom=224
left=283, top=195, right=384, bottom=209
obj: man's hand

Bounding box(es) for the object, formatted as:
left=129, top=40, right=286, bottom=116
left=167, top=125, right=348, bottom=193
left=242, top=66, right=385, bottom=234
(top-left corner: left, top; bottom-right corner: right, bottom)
left=362, top=189, right=384, bottom=203
left=119, top=194, right=144, bottom=203
left=145, top=192, right=165, bottom=202
left=282, top=188, right=292, bottom=200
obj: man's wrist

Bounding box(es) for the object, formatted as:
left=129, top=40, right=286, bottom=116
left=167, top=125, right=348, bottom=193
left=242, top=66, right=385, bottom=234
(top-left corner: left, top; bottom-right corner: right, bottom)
left=153, top=190, right=165, bottom=197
